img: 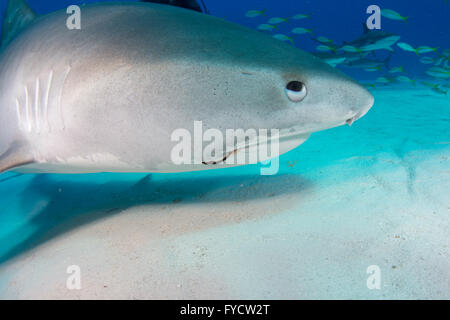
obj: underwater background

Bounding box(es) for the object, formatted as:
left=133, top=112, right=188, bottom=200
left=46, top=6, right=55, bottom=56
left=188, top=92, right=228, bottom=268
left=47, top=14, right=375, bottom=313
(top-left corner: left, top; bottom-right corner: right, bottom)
left=0, top=0, right=449, bottom=299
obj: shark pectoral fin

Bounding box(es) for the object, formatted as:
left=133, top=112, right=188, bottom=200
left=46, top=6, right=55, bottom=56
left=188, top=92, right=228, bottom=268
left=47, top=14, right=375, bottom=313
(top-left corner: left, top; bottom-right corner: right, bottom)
left=1, top=0, right=37, bottom=49
left=0, top=142, right=35, bottom=174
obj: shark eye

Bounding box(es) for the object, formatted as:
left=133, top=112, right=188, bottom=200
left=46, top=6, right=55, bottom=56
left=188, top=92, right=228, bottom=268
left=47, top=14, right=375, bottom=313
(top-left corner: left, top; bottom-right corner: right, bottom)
left=285, top=81, right=307, bottom=102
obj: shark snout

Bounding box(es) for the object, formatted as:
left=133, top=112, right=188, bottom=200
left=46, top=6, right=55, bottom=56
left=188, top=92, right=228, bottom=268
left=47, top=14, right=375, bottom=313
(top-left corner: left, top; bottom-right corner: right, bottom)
left=356, top=87, right=375, bottom=118
left=346, top=84, right=374, bottom=126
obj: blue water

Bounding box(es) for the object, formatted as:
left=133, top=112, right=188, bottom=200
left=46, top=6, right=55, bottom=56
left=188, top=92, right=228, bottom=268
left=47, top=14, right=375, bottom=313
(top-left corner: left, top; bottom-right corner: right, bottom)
left=1, top=0, right=449, bottom=79
left=0, top=0, right=449, bottom=299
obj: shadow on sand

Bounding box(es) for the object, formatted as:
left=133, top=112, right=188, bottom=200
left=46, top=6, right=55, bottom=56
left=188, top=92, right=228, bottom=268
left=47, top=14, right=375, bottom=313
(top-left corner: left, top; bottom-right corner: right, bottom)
left=0, top=172, right=312, bottom=265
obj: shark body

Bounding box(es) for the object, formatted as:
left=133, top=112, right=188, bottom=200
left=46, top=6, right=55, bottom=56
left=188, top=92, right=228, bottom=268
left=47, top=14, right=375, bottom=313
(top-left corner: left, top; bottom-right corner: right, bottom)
left=0, top=0, right=373, bottom=174
left=341, top=25, right=400, bottom=52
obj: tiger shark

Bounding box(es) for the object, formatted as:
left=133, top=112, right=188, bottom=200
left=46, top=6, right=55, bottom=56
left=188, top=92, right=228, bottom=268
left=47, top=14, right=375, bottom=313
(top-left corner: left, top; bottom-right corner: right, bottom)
left=340, top=24, right=401, bottom=52
left=0, top=0, right=374, bottom=174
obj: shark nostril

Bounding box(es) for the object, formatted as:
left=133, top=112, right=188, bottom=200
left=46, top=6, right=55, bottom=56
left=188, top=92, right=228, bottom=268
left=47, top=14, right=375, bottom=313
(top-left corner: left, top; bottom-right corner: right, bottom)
left=346, top=118, right=355, bottom=126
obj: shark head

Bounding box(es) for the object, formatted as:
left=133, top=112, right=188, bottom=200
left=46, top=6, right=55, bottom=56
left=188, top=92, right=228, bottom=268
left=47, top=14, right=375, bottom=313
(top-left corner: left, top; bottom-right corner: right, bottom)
left=267, top=56, right=375, bottom=133
left=157, top=12, right=375, bottom=160
left=133, top=8, right=376, bottom=165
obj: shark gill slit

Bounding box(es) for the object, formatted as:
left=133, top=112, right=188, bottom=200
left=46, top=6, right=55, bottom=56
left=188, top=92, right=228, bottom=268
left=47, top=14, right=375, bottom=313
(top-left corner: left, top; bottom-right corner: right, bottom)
left=34, top=77, right=40, bottom=133
left=15, top=72, right=56, bottom=135
left=24, top=85, right=31, bottom=132
left=58, top=65, right=72, bottom=131
left=44, top=70, right=53, bottom=133
left=15, top=98, right=21, bottom=129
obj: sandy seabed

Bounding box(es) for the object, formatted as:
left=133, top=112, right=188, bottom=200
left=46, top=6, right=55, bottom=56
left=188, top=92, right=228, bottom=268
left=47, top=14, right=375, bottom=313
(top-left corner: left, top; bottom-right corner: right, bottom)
left=0, top=87, right=448, bottom=299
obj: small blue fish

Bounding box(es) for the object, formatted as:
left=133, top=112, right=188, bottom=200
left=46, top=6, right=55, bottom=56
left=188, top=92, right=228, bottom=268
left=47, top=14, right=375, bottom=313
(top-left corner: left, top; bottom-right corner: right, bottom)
left=420, top=81, right=439, bottom=88
left=420, top=56, right=435, bottom=64
left=397, top=42, right=416, bottom=53
left=396, top=76, right=416, bottom=85
left=398, top=42, right=438, bottom=55
left=375, top=77, right=393, bottom=84
left=316, top=36, right=333, bottom=44
left=245, top=10, right=266, bottom=18
left=316, top=44, right=336, bottom=52
left=292, top=14, right=310, bottom=20
left=416, top=46, right=439, bottom=54
left=388, top=66, right=404, bottom=73
left=268, top=17, right=289, bottom=24
left=272, top=34, right=294, bottom=43
left=257, top=24, right=277, bottom=31
left=381, top=9, right=409, bottom=23
left=426, top=67, right=450, bottom=79
left=291, top=27, right=313, bottom=35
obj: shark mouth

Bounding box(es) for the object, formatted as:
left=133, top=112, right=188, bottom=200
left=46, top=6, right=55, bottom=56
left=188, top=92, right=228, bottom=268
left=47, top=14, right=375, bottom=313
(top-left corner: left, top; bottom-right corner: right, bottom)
left=202, top=149, right=238, bottom=165
left=346, top=105, right=372, bottom=126
left=201, top=129, right=311, bottom=166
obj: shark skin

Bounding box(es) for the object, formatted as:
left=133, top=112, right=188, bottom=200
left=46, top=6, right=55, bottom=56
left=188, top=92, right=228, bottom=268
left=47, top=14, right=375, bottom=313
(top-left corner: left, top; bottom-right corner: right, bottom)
left=0, top=1, right=374, bottom=174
